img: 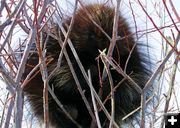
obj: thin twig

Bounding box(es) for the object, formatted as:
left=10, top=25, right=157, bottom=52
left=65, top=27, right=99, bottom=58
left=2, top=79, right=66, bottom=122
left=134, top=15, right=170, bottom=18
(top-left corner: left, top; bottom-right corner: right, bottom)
left=160, top=54, right=179, bottom=128
left=88, top=70, right=102, bottom=128
left=99, top=50, right=115, bottom=128
left=137, top=0, right=179, bottom=54
left=0, top=0, right=27, bottom=53
left=102, top=0, right=121, bottom=80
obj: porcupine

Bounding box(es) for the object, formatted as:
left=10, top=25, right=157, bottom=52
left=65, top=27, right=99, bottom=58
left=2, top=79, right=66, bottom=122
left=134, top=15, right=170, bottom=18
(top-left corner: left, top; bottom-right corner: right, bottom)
left=23, top=3, right=152, bottom=128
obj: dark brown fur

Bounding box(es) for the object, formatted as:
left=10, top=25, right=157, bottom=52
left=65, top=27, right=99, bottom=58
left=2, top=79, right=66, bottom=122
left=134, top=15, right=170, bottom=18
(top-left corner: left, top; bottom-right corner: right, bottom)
left=23, top=4, right=151, bottom=128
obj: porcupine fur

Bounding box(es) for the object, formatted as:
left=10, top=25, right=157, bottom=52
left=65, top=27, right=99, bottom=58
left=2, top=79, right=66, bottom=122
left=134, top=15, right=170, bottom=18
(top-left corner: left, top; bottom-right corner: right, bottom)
left=23, top=3, right=152, bottom=128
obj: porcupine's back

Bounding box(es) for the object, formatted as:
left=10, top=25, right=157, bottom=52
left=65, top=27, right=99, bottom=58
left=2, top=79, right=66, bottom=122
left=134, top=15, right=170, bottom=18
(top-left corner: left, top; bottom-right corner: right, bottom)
left=23, top=4, right=152, bottom=128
